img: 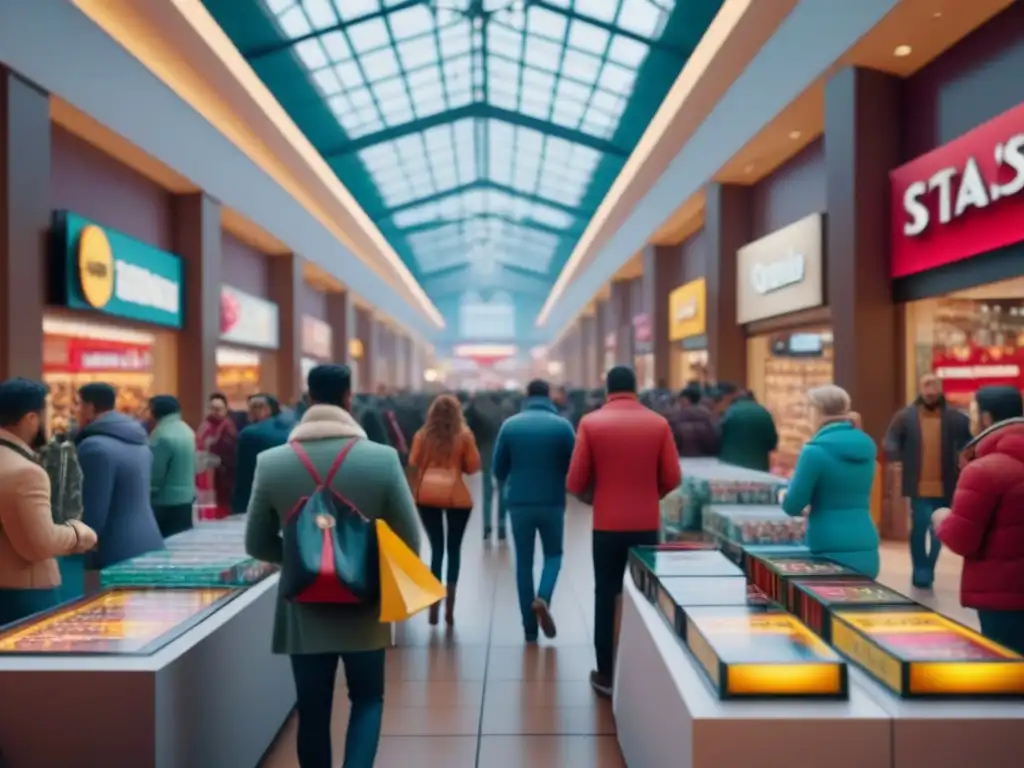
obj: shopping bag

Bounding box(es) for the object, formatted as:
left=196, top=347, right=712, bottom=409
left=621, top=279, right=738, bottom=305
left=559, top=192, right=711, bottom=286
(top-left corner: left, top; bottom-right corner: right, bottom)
left=376, top=519, right=446, bottom=622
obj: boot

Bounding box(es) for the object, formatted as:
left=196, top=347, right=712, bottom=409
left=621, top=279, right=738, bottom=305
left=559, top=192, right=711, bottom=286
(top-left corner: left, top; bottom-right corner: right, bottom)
left=445, top=584, right=457, bottom=626
left=428, top=602, right=440, bottom=626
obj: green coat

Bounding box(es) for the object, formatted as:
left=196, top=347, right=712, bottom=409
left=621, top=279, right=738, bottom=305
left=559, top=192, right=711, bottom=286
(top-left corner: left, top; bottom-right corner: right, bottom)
left=245, top=405, right=422, bottom=655
left=718, top=398, right=779, bottom=473
left=149, top=414, right=197, bottom=507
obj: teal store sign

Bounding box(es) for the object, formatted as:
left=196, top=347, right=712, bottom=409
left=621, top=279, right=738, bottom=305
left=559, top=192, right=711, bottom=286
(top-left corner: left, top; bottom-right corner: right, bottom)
left=52, top=211, right=184, bottom=328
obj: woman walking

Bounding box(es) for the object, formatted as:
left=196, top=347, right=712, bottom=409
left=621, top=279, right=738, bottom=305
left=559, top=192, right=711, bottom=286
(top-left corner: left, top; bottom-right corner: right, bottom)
left=409, top=394, right=481, bottom=626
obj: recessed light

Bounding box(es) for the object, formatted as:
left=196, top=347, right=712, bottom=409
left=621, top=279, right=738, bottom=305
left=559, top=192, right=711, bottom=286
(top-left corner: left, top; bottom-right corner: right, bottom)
left=744, top=163, right=755, bottom=174
left=788, top=130, right=802, bottom=140
left=933, top=11, right=943, bottom=19
left=894, top=44, right=913, bottom=57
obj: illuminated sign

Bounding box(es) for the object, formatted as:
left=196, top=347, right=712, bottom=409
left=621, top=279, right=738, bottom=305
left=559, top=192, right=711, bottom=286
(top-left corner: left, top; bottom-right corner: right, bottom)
left=668, top=279, right=706, bottom=341
left=790, top=578, right=916, bottom=641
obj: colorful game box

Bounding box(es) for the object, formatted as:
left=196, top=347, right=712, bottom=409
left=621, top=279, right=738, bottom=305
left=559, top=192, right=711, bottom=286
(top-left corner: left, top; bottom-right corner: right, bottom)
left=702, top=504, right=806, bottom=546
left=656, top=576, right=773, bottom=638
left=789, top=579, right=917, bottom=641
left=629, top=540, right=720, bottom=597
left=830, top=608, right=1024, bottom=697
left=720, top=541, right=809, bottom=570
left=0, top=588, right=239, bottom=655
left=629, top=549, right=743, bottom=600
left=747, top=555, right=861, bottom=610
left=684, top=606, right=848, bottom=699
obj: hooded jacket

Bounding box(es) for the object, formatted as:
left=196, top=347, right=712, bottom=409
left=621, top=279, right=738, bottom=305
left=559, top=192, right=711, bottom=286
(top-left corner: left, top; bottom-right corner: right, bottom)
left=232, top=411, right=296, bottom=515
left=75, top=412, right=165, bottom=568
left=667, top=404, right=719, bottom=458
left=937, top=417, right=1024, bottom=610
left=781, top=420, right=880, bottom=577
left=718, top=397, right=778, bottom=472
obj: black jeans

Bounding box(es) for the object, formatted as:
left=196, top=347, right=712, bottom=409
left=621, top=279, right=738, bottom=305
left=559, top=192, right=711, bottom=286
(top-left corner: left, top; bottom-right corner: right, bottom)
left=153, top=503, right=193, bottom=538
left=290, top=650, right=385, bottom=768
left=592, top=529, right=659, bottom=677
left=418, top=506, right=472, bottom=584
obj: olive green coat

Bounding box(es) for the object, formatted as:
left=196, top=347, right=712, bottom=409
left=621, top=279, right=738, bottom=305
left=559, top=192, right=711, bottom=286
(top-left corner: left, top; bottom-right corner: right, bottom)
left=244, top=405, right=422, bottom=655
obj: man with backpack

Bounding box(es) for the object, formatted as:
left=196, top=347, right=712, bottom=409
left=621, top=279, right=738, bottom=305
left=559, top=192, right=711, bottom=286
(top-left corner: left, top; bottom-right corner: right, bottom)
left=244, top=365, right=421, bottom=768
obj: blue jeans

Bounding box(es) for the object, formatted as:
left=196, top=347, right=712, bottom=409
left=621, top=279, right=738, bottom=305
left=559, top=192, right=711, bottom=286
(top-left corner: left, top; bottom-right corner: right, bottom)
left=510, top=507, right=565, bottom=637
left=979, top=609, right=1024, bottom=656
left=289, top=649, right=385, bottom=768
left=482, top=471, right=508, bottom=534
left=909, top=497, right=945, bottom=586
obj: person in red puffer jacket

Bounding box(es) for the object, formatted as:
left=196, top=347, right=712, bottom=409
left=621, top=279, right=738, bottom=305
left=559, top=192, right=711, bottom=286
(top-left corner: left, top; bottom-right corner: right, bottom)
left=934, top=385, right=1024, bottom=654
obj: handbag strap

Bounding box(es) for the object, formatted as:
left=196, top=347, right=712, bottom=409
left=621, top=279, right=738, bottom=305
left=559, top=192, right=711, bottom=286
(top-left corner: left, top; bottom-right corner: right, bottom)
left=290, top=438, right=360, bottom=489
left=0, top=438, right=35, bottom=464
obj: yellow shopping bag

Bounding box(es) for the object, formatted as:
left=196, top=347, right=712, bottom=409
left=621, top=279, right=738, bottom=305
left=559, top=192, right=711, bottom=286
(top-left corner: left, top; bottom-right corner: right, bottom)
left=377, top=519, right=446, bottom=622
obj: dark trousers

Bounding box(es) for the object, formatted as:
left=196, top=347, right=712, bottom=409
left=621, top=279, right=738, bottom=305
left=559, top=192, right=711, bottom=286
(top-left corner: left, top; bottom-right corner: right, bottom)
left=979, top=609, right=1024, bottom=656
left=154, top=503, right=194, bottom=539
left=418, top=506, right=472, bottom=584
left=0, top=587, right=61, bottom=627
left=290, top=649, right=385, bottom=768
left=592, top=529, right=658, bottom=677
left=909, top=496, right=945, bottom=585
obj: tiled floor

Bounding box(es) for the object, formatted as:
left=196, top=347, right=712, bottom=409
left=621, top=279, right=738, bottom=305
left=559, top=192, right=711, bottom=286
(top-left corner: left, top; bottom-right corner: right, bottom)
left=261, top=484, right=971, bottom=767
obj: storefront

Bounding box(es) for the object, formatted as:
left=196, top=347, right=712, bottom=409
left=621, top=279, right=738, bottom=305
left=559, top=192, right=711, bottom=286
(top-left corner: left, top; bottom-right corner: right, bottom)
left=603, top=332, right=616, bottom=376
left=45, top=211, right=183, bottom=433
left=738, top=213, right=830, bottom=476
left=632, top=313, right=654, bottom=390
left=217, top=286, right=279, bottom=409
left=891, top=101, right=1024, bottom=410
left=301, top=315, right=333, bottom=383
left=667, top=278, right=708, bottom=390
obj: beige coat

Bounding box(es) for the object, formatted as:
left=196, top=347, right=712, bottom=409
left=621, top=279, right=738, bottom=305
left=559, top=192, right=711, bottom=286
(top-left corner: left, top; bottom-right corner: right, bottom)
left=0, top=428, right=78, bottom=588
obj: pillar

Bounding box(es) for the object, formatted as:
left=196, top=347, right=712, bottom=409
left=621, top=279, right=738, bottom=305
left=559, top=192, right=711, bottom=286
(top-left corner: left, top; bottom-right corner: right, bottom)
left=594, top=299, right=608, bottom=383
left=705, top=183, right=752, bottom=387
left=580, top=314, right=597, bottom=389
left=326, top=290, right=354, bottom=367
left=825, top=67, right=901, bottom=447
left=611, top=279, right=633, bottom=368
left=642, top=245, right=683, bottom=388
left=268, top=253, right=301, bottom=406
left=356, top=307, right=376, bottom=393
left=564, top=322, right=582, bottom=387
left=0, top=68, right=48, bottom=382
left=172, top=193, right=221, bottom=426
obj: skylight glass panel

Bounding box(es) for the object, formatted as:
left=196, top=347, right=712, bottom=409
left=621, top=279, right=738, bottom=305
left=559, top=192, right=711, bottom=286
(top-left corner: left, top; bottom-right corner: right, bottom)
left=277, top=5, right=311, bottom=38
left=608, top=36, right=649, bottom=68
left=331, top=0, right=377, bottom=21
left=523, top=36, right=562, bottom=71
left=527, top=5, right=567, bottom=40
left=320, top=32, right=351, bottom=61
left=303, top=0, right=337, bottom=29
left=567, top=20, right=610, bottom=55
left=360, top=48, right=400, bottom=81
left=295, top=39, right=328, bottom=70
left=312, top=67, right=342, bottom=95
left=398, top=37, right=437, bottom=71
left=439, top=22, right=472, bottom=58
left=562, top=49, right=601, bottom=83
left=573, top=0, right=617, bottom=23
left=347, top=18, right=390, bottom=54
left=616, top=0, right=667, bottom=39
left=598, top=62, right=637, bottom=95
left=387, top=4, right=431, bottom=38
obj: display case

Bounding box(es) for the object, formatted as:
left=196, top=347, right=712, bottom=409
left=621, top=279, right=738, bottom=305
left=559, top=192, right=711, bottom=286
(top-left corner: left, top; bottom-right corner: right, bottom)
left=790, top=578, right=917, bottom=641
left=831, top=608, right=1024, bottom=698
left=0, top=587, right=239, bottom=655
left=748, top=554, right=861, bottom=610
left=100, top=549, right=276, bottom=588
left=702, top=503, right=806, bottom=546
left=629, top=549, right=743, bottom=600
left=655, top=576, right=772, bottom=639
left=684, top=605, right=848, bottom=699
left=722, top=541, right=809, bottom=570
left=628, top=540, right=719, bottom=596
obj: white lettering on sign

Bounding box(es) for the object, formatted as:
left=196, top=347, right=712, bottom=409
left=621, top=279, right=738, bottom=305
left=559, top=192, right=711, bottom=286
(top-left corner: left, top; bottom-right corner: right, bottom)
left=115, top=260, right=180, bottom=315
left=935, top=365, right=1021, bottom=380
left=675, top=300, right=698, bottom=322
left=903, top=133, right=1024, bottom=237
left=750, top=251, right=805, bottom=295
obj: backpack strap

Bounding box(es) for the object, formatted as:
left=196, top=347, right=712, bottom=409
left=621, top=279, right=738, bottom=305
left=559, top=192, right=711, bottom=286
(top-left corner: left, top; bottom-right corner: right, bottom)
left=290, top=438, right=360, bottom=488
left=289, top=441, right=323, bottom=486
left=325, top=438, right=359, bottom=486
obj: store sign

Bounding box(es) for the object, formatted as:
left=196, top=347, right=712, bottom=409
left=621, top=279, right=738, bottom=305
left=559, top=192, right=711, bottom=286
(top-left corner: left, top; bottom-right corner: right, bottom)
left=632, top=312, right=653, bottom=354
left=891, top=102, right=1024, bottom=278
left=736, top=214, right=824, bottom=324
left=349, top=338, right=364, bottom=360
left=302, top=316, right=332, bottom=360
left=220, top=286, right=279, bottom=350
left=668, top=278, right=706, bottom=341
left=54, top=211, right=183, bottom=328
left=43, top=336, right=153, bottom=374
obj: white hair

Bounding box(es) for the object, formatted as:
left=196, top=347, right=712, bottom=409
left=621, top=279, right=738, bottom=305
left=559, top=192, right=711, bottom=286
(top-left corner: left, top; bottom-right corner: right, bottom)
left=807, top=385, right=851, bottom=418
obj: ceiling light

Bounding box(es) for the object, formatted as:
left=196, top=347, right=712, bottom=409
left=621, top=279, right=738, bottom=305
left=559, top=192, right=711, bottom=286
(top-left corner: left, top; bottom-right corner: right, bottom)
left=932, top=11, right=943, bottom=19
left=894, top=44, right=913, bottom=58
left=788, top=130, right=802, bottom=140
left=744, top=163, right=755, bottom=174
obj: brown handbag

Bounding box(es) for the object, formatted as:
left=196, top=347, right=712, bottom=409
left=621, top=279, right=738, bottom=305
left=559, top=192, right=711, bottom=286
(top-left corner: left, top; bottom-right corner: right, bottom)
left=417, top=466, right=458, bottom=508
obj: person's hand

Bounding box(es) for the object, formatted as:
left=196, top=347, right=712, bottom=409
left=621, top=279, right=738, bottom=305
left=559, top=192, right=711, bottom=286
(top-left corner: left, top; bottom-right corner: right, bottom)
left=801, top=506, right=811, bottom=518
left=68, top=520, right=97, bottom=553
left=931, top=507, right=952, bottom=528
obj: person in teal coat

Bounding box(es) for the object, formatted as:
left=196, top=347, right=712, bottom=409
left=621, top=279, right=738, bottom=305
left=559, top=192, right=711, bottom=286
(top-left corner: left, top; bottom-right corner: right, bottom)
left=716, top=385, right=778, bottom=472
left=147, top=395, right=197, bottom=538
left=780, top=385, right=880, bottom=577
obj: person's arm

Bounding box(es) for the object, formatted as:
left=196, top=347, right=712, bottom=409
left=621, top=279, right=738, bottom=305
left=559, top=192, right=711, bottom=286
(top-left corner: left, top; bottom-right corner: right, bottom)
left=408, top=430, right=423, bottom=473
left=565, top=422, right=593, bottom=498
left=935, top=455, right=1010, bottom=558
left=231, top=431, right=257, bottom=516
left=382, top=450, right=422, bottom=554
left=461, top=432, right=482, bottom=475
left=149, top=435, right=171, bottom=501
left=492, top=423, right=510, bottom=484
left=559, top=420, right=577, bottom=476
left=781, top=446, right=820, bottom=517
left=244, top=453, right=283, bottom=564
left=77, top=439, right=115, bottom=535
left=658, top=422, right=683, bottom=498
left=882, top=409, right=906, bottom=461
left=0, top=467, right=78, bottom=561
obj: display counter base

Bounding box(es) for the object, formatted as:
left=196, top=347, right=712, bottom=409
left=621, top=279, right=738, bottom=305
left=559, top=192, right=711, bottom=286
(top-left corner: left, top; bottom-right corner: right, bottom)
left=0, top=576, right=293, bottom=768
left=614, top=577, right=892, bottom=768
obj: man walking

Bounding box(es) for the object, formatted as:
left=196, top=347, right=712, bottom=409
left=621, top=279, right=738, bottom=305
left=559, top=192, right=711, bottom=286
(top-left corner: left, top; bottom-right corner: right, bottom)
left=493, top=380, right=576, bottom=642
left=567, top=366, right=681, bottom=697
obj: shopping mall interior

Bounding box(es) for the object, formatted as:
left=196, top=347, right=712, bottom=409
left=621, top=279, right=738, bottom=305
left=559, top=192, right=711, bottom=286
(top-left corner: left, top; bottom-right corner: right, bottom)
left=1, top=0, right=1023, bottom=765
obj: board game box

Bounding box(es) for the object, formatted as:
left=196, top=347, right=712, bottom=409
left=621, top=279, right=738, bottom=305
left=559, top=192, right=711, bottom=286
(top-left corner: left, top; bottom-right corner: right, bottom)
left=702, top=504, right=806, bottom=546
left=656, top=576, right=773, bottom=638
left=0, top=587, right=239, bottom=655
left=830, top=608, right=1024, bottom=697
left=720, top=541, right=809, bottom=570
left=789, top=579, right=917, bottom=641
left=684, top=606, right=848, bottom=699
left=747, top=555, right=861, bottom=610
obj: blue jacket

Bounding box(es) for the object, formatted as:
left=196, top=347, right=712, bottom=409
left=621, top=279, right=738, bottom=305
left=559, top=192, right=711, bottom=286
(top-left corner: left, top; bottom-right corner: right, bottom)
left=781, top=421, right=880, bottom=577
left=75, top=412, right=165, bottom=568
left=232, top=412, right=295, bottom=515
left=493, top=397, right=575, bottom=509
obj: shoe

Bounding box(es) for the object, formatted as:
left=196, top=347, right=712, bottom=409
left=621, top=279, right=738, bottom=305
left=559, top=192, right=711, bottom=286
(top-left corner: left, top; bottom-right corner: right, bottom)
left=428, top=602, right=440, bottom=626
left=497, top=527, right=507, bottom=543
left=445, top=584, right=457, bottom=626
left=483, top=526, right=492, bottom=542
left=524, top=633, right=538, bottom=644
left=590, top=670, right=613, bottom=698
left=531, top=598, right=557, bottom=639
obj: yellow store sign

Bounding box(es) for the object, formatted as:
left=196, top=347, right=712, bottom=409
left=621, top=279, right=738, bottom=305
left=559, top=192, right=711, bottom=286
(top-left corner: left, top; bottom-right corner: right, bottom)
left=668, top=278, right=706, bottom=341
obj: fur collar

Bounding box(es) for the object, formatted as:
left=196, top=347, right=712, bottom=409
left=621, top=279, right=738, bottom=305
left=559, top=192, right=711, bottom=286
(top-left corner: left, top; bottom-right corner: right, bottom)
left=289, top=405, right=367, bottom=442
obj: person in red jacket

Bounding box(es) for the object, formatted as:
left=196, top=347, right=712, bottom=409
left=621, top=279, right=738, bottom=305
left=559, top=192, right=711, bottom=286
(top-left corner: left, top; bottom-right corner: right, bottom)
left=566, top=365, right=682, bottom=696
left=934, top=385, right=1024, bottom=654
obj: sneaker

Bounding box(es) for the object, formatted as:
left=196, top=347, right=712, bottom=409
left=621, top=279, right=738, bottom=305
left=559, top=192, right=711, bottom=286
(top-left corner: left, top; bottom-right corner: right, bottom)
left=483, top=527, right=492, bottom=543
left=590, top=670, right=613, bottom=698
left=524, top=633, right=538, bottom=644
left=497, top=527, right=507, bottom=542
left=531, top=598, right=557, bottom=639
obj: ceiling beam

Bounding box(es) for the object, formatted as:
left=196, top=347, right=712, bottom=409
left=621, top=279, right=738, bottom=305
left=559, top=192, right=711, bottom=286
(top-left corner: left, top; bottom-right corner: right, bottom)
left=529, top=0, right=690, bottom=58
left=323, top=103, right=628, bottom=157
left=385, top=179, right=585, bottom=217
left=421, top=264, right=550, bottom=296
left=401, top=212, right=574, bottom=238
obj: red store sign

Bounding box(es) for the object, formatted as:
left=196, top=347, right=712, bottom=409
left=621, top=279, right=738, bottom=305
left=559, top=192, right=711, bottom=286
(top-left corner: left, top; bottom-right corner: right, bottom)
left=890, top=102, right=1024, bottom=278
left=43, top=336, right=154, bottom=374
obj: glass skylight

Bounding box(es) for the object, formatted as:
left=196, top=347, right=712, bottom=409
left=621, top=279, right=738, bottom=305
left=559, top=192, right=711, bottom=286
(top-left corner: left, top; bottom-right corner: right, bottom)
left=260, top=0, right=679, bottom=287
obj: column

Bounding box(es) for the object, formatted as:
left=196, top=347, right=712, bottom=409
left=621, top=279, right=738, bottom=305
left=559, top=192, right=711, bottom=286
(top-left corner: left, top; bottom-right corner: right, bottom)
left=611, top=279, right=633, bottom=367
left=172, top=193, right=221, bottom=426
left=0, top=68, right=48, bottom=382
left=580, top=314, right=596, bottom=388
left=642, top=245, right=683, bottom=387
left=705, top=183, right=752, bottom=387
left=326, top=289, right=354, bottom=366
left=269, top=253, right=301, bottom=406
left=356, top=307, right=376, bottom=393
left=594, top=298, right=608, bottom=383
left=564, top=322, right=582, bottom=387
left=825, top=67, right=901, bottom=447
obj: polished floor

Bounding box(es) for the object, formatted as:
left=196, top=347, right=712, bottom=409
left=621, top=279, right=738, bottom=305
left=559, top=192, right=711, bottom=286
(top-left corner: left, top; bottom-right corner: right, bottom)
left=261, top=484, right=973, bottom=768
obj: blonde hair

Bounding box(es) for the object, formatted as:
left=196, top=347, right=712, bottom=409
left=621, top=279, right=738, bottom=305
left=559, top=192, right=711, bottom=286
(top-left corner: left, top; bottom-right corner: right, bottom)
left=807, top=385, right=851, bottom=418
